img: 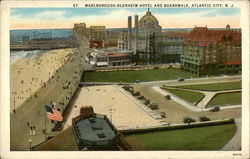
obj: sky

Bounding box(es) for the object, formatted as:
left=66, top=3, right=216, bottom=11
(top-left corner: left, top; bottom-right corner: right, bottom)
left=10, top=8, right=241, bottom=29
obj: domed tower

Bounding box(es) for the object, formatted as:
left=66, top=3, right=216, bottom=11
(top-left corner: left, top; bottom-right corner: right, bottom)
left=226, top=24, right=231, bottom=30
left=136, top=9, right=162, bottom=64
left=138, top=9, right=162, bottom=36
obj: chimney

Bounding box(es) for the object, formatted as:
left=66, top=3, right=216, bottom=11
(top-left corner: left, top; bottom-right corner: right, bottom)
left=134, top=15, right=138, bottom=54
left=128, top=16, right=132, bottom=50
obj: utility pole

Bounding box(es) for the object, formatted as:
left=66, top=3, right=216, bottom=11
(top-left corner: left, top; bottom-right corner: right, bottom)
left=29, top=138, right=32, bottom=150
left=44, top=105, right=47, bottom=141
left=13, top=97, right=16, bottom=113
left=109, top=107, right=116, bottom=123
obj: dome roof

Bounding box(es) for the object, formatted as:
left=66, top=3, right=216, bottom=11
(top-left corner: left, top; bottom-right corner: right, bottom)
left=139, top=10, right=159, bottom=24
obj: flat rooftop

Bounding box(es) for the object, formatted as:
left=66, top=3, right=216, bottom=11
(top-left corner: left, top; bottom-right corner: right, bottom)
left=75, top=116, right=116, bottom=141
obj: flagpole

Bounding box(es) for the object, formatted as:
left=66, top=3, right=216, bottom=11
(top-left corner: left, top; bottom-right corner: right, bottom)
left=44, top=105, right=47, bottom=141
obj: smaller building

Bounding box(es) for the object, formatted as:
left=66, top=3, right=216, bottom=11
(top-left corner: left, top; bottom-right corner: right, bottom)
left=89, top=51, right=132, bottom=67
left=73, top=23, right=88, bottom=39
left=12, top=37, right=77, bottom=50
left=95, top=53, right=108, bottom=67
left=72, top=106, right=120, bottom=150
left=159, top=32, right=189, bottom=63
left=107, top=52, right=131, bottom=66
left=89, top=26, right=106, bottom=41
left=117, top=31, right=128, bottom=51
left=89, top=40, right=104, bottom=49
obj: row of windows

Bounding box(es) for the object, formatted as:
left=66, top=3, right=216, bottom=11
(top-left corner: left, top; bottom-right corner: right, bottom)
left=181, top=56, right=199, bottom=62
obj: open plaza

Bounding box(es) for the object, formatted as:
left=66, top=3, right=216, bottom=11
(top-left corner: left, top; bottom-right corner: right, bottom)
left=60, top=71, right=242, bottom=150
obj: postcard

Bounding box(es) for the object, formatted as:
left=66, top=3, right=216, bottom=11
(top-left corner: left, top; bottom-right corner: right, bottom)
left=0, top=0, right=249, bottom=158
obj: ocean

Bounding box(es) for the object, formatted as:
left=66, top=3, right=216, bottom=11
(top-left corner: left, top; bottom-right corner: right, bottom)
left=10, top=28, right=73, bottom=63
left=10, top=50, right=46, bottom=64
left=10, top=29, right=73, bottom=44
left=10, top=28, right=195, bottom=44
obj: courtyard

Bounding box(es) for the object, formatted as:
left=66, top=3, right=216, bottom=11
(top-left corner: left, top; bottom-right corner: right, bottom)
left=64, top=85, right=162, bottom=130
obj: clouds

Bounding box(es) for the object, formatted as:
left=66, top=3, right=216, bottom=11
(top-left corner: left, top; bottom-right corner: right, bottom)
left=36, top=11, right=66, bottom=19
left=200, top=8, right=240, bottom=17
left=10, top=8, right=241, bottom=29
left=155, top=9, right=240, bottom=28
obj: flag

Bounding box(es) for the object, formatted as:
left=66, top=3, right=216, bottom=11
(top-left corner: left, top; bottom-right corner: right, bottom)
left=45, top=104, right=63, bottom=121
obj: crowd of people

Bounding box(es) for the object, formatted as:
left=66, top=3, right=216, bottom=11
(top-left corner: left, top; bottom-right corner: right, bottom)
left=10, top=48, right=76, bottom=112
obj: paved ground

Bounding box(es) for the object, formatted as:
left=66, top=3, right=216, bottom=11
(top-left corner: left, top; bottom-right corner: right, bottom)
left=10, top=47, right=86, bottom=150
left=64, top=76, right=241, bottom=129
left=221, top=118, right=242, bottom=151
left=132, top=77, right=241, bottom=124
left=34, top=126, right=78, bottom=151
left=64, top=85, right=161, bottom=130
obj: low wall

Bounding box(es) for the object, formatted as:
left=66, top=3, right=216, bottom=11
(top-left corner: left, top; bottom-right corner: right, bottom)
left=120, top=118, right=235, bottom=135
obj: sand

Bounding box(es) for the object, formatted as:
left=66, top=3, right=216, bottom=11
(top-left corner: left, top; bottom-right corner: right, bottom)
left=64, top=85, right=161, bottom=130
left=10, top=48, right=76, bottom=111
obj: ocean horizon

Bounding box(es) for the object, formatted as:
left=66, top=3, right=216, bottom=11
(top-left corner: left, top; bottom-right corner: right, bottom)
left=10, top=50, right=46, bottom=64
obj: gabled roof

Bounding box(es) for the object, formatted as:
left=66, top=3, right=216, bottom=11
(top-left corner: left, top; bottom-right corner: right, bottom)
left=185, top=27, right=241, bottom=46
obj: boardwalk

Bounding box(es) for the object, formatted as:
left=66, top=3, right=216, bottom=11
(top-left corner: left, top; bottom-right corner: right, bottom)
left=10, top=48, right=85, bottom=150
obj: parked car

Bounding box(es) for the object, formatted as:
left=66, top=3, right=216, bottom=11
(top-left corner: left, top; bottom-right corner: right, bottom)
left=137, top=96, right=145, bottom=100
left=183, top=116, right=196, bottom=124
left=160, top=112, right=166, bottom=118
left=165, top=95, right=171, bottom=100
left=135, top=80, right=140, bottom=83
left=199, top=116, right=211, bottom=122
left=177, top=77, right=184, bottom=82
left=133, top=91, right=140, bottom=96
left=149, top=103, right=159, bottom=110
left=210, top=106, right=220, bottom=112
left=144, top=99, right=150, bottom=105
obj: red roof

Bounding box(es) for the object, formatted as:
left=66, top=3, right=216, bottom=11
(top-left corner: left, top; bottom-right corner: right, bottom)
left=185, top=27, right=241, bottom=46
left=219, top=60, right=241, bottom=65
left=168, top=32, right=189, bottom=38
left=107, top=52, right=127, bottom=57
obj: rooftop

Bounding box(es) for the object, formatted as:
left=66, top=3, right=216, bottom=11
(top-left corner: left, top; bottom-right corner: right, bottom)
left=168, top=32, right=189, bottom=38
left=74, top=115, right=116, bottom=142
left=139, top=9, right=159, bottom=24
left=185, top=26, right=241, bottom=46
left=107, top=52, right=128, bottom=57
left=219, top=60, right=241, bottom=65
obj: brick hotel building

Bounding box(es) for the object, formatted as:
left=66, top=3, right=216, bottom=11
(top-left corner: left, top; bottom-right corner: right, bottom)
left=180, top=25, right=241, bottom=75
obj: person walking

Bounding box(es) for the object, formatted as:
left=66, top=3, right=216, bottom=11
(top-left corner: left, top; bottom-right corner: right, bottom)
left=30, top=127, right=33, bottom=136
left=32, top=126, right=36, bottom=136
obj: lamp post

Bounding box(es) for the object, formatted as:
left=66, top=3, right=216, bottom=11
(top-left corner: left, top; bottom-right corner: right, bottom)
left=109, top=96, right=116, bottom=123
left=29, top=138, right=32, bottom=150
left=109, top=107, right=115, bottom=123
left=13, top=96, right=16, bottom=113
left=29, top=82, right=32, bottom=98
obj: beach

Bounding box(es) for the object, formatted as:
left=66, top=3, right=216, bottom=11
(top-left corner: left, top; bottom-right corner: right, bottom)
left=10, top=48, right=76, bottom=111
